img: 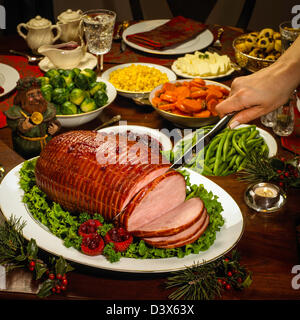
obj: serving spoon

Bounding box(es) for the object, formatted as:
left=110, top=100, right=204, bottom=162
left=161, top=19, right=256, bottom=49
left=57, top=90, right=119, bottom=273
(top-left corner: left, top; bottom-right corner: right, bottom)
left=9, top=50, right=43, bottom=63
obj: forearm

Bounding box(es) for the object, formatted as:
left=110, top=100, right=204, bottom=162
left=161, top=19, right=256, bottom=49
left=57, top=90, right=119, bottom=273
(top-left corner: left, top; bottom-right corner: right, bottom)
left=267, top=35, right=300, bottom=92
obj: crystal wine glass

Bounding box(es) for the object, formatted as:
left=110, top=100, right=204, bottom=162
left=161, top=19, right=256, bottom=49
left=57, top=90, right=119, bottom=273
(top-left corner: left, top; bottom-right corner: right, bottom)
left=82, top=9, right=116, bottom=75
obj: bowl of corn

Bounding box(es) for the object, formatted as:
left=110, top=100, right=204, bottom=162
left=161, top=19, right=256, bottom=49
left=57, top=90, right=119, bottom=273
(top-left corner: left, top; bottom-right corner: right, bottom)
left=101, top=62, right=176, bottom=99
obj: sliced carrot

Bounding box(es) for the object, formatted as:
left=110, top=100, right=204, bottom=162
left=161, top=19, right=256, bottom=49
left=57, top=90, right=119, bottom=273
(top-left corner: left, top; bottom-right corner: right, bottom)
left=152, top=96, right=162, bottom=106
left=190, top=78, right=206, bottom=86
left=218, top=86, right=230, bottom=96
left=155, top=89, right=163, bottom=97
left=190, top=90, right=207, bottom=99
left=160, top=93, right=177, bottom=103
left=207, top=98, right=219, bottom=116
left=174, top=86, right=190, bottom=100
left=162, top=82, right=176, bottom=91
left=181, top=98, right=203, bottom=112
left=175, top=100, right=189, bottom=113
left=158, top=103, right=176, bottom=111
left=193, top=110, right=211, bottom=118
left=206, top=92, right=219, bottom=101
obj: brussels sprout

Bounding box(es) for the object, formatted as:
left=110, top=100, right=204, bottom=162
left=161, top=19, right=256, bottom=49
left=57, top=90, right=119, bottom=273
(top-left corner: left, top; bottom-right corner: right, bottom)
left=66, top=82, right=76, bottom=92
left=52, top=88, right=69, bottom=105
left=94, top=90, right=108, bottom=107
left=45, top=69, right=60, bottom=79
left=72, top=67, right=81, bottom=77
left=80, top=68, right=97, bottom=84
left=62, top=69, right=76, bottom=86
left=80, top=97, right=97, bottom=113
left=40, top=84, right=53, bottom=102
left=38, top=76, right=50, bottom=87
left=74, top=73, right=89, bottom=90
left=50, top=74, right=67, bottom=89
left=89, top=81, right=107, bottom=96
left=57, top=69, right=65, bottom=74
left=69, top=88, right=85, bottom=105
left=80, top=98, right=97, bottom=113
left=61, top=101, right=78, bottom=115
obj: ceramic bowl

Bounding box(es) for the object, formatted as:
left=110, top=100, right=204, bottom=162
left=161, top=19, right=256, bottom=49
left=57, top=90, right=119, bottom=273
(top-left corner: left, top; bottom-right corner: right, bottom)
left=101, top=62, right=176, bottom=99
left=56, top=79, right=117, bottom=128
left=149, top=79, right=230, bottom=128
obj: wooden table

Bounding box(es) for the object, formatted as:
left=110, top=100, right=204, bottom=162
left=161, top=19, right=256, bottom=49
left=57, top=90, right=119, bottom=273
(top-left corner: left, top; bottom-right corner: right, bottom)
left=0, top=28, right=300, bottom=302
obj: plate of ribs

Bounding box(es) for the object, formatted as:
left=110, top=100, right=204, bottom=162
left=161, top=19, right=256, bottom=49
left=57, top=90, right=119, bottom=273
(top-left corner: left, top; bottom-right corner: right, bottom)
left=0, top=130, right=244, bottom=273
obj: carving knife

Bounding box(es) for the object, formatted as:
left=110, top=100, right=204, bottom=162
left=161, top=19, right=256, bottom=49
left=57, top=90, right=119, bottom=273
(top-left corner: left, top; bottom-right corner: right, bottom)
left=169, top=113, right=236, bottom=170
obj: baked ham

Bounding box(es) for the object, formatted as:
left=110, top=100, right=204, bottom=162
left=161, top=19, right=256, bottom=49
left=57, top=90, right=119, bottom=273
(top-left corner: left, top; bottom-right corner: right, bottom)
left=35, top=130, right=209, bottom=249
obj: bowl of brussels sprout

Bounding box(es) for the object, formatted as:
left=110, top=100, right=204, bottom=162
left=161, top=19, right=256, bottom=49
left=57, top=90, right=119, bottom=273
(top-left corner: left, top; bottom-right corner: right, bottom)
left=38, top=68, right=117, bottom=127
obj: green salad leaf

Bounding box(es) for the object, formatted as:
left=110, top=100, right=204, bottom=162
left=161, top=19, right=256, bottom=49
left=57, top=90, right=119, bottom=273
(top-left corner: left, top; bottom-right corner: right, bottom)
left=19, top=160, right=224, bottom=262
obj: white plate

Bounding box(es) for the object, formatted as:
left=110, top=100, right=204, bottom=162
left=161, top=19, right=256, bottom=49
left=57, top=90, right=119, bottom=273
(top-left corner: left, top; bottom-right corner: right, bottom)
left=97, top=125, right=173, bottom=151
left=101, top=62, right=176, bottom=98
left=0, top=63, right=20, bottom=97
left=123, top=20, right=214, bottom=55
left=171, top=61, right=235, bottom=79
left=38, top=52, right=97, bottom=72
left=174, top=124, right=278, bottom=158
left=0, top=165, right=244, bottom=273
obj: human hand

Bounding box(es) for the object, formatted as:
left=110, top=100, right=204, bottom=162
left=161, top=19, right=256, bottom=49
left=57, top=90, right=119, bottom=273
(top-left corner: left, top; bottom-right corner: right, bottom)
left=215, top=65, right=295, bottom=128
left=48, top=123, right=59, bottom=135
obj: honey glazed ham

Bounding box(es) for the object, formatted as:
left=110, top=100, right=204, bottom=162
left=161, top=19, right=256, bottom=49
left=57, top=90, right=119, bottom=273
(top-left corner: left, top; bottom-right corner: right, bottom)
left=35, top=130, right=209, bottom=248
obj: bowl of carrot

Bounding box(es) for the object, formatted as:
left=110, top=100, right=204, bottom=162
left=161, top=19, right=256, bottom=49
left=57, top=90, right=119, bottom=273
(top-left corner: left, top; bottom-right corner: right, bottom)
left=149, top=78, right=230, bottom=128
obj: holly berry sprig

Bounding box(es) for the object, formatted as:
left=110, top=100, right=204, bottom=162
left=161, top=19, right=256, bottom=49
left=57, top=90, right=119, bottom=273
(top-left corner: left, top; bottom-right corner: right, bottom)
left=166, top=250, right=252, bottom=300
left=0, top=216, right=74, bottom=298
left=239, top=152, right=300, bottom=190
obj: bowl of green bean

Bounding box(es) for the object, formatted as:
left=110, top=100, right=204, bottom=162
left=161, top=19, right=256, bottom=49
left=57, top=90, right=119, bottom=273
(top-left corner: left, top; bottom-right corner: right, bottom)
left=172, top=124, right=277, bottom=176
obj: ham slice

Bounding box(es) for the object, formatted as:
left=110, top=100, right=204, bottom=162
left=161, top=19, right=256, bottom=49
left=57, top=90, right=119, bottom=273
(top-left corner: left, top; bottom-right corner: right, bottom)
left=124, top=194, right=204, bottom=238
left=149, top=215, right=210, bottom=249
left=143, top=209, right=207, bottom=247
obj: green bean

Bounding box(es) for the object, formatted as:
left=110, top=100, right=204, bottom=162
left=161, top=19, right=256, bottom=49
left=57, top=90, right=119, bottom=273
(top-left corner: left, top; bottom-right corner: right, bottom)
left=222, top=130, right=234, bottom=161
left=228, top=154, right=238, bottom=169
left=237, top=157, right=248, bottom=171
left=232, top=132, right=246, bottom=157
left=208, top=156, right=216, bottom=165
left=246, top=129, right=259, bottom=140
left=203, top=164, right=213, bottom=175
left=213, top=131, right=228, bottom=175
left=205, top=135, right=222, bottom=161
left=216, top=161, right=227, bottom=176
left=235, top=154, right=243, bottom=167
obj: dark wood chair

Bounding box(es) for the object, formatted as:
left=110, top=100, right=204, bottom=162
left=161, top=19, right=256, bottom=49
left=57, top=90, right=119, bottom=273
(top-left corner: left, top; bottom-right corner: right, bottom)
left=129, top=0, right=256, bottom=30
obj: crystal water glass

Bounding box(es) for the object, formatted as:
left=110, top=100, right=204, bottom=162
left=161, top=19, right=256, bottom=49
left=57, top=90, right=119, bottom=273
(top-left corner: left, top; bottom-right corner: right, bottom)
left=273, top=93, right=296, bottom=136
left=260, top=111, right=276, bottom=127
left=82, top=9, right=116, bottom=74
left=279, top=21, right=300, bottom=52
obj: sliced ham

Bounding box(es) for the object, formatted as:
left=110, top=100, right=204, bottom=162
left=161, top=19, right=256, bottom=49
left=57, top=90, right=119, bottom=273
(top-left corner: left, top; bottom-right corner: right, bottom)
left=143, top=209, right=207, bottom=247
left=150, top=215, right=210, bottom=249
left=125, top=196, right=204, bottom=238
left=120, top=170, right=187, bottom=233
